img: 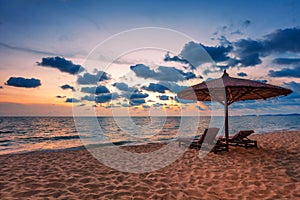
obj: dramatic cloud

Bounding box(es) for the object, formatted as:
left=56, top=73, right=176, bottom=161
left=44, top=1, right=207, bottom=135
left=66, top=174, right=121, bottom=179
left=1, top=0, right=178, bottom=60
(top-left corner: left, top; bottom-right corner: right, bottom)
left=141, top=83, right=170, bottom=93
left=163, top=52, right=195, bottom=69
left=81, top=86, right=110, bottom=94
left=130, top=64, right=196, bottom=82
left=60, top=84, right=75, bottom=92
left=233, top=39, right=263, bottom=67
left=203, top=44, right=233, bottom=63
left=237, top=72, right=247, bottom=77
left=153, top=103, right=163, bottom=107
left=164, top=52, right=189, bottom=64
left=6, top=77, right=41, bottom=88
left=180, top=41, right=232, bottom=66
left=37, top=56, right=84, bottom=75
left=264, top=27, right=300, bottom=53
left=269, top=66, right=300, bottom=78
left=95, top=93, right=117, bottom=103
left=130, top=93, right=148, bottom=99
left=233, top=27, right=300, bottom=67
left=120, top=91, right=149, bottom=103
left=81, top=93, right=119, bottom=103
left=113, top=82, right=138, bottom=92
left=175, top=96, right=196, bottom=104
left=272, top=58, right=300, bottom=65
left=65, top=98, right=80, bottom=103
left=254, top=79, right=268, bottom=83
left=157, top=82, right=187, bottom=93
left=285, top=81, right=300, bottom=92
left=159, top=95, right=169, bottom=100
left=282, top=81, right=300, bottom=100
left=77, top=71, right=110, bottom=85
left=81, top=95, right=95, bottom=101
left=129, top=99, right=146, bottom=106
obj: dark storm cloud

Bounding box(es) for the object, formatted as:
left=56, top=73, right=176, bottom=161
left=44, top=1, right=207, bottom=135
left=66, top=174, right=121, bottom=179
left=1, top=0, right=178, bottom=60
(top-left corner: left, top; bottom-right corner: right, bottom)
left=112, top=82, right=138, bottom=92
left=77, top=71, right=110, bottom=85
left=37, top=56, right=84, bottom=75
left=129, top=93, right=149, bottom=99
left=269, top=66, right=300, bottom=78
left=183, top=27, right=300, bottom=70
left=254, top=79, right=268, bottom=83
left=65, top=98, right=80, bottom=103
left=180, top=41, right=232, bottom=67
left=175, top=96, right=196, bottom=104
left=264, top=27, right=300, bottom=53
left=81, top=95, right=95, bottom=101
left=95, top=93, right=119, bottom=103
left=60, top=84, right=75, bottom=92
left=6, top=77, right=41, bottom=88
left=159, top=95, right=169, bottom=100
left=141, top=83, right=170, bottom=93
left=272, top=58, right=300, bottom=65
left=130, top=64, right=197, bottom=82
left=233, top=27, right=300, bottom=67
left=233, top=39, right=264, bottom=67
left=164, top=52, right=190, bottom=64
left=203, top=44, right=233, bottom=62
left=81, top=86, right=110, bottom=94
left=163, top=52, right=195, bottom=69
left=237, top=72, right=247, bottom=77
left=81, top=93, right=119, bottom=103
left=157, top=82, right=187, bottom=93
left=129, top=98, right=146, bottom=106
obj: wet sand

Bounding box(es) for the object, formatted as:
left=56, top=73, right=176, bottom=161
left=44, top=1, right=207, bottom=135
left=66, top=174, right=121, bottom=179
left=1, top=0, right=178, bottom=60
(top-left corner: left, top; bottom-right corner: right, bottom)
left=1, top=130, right=300, bottom=199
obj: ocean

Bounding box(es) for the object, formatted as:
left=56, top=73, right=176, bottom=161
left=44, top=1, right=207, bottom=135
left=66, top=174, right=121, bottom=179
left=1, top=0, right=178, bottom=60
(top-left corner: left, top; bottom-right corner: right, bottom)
left=0, top=115, right=299, bottom=155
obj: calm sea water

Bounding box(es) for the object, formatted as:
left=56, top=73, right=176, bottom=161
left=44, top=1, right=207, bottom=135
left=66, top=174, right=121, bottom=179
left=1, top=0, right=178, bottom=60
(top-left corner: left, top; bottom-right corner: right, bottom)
left=0, top=115, right=299, bottom=155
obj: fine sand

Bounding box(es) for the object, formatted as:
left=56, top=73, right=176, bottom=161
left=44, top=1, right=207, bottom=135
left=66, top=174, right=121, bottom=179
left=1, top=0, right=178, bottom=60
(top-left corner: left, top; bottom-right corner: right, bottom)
left=1, top=130, right=300, bottom=199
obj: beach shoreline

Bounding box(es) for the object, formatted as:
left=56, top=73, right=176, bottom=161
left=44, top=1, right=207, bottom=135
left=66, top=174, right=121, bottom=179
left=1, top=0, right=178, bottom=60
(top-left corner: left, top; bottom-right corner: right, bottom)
left=1, top=130, right=299, bottom=199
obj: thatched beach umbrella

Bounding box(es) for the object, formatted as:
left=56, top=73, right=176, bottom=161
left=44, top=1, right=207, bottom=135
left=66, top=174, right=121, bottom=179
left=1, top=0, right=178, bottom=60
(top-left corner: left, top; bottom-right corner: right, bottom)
left=177, top=70, right=292, bottom=150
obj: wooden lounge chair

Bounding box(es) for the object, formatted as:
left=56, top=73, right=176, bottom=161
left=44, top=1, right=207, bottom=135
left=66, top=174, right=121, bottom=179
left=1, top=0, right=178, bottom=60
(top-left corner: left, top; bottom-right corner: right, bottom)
left=220, top=130, right=257, bottom=149
left=178, top=128, right=227, bottom=153
left=199, top=128, right=227, bottom=153
left=178, top=129, right=208, bottom=148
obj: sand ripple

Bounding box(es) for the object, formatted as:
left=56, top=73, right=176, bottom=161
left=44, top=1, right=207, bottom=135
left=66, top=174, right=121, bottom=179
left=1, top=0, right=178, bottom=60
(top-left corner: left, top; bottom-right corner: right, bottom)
left=1, top=131, right=300, bottom=199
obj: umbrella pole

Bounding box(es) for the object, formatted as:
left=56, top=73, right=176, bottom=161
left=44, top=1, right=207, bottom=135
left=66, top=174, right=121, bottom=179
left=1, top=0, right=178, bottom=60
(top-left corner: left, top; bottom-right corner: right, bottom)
left=225, top=102, right=229, bottom=151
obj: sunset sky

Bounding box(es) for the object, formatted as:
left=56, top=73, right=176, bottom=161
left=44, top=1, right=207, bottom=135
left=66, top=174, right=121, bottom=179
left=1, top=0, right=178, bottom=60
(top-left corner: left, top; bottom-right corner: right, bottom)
left=0, top=0, right=300, bottom=116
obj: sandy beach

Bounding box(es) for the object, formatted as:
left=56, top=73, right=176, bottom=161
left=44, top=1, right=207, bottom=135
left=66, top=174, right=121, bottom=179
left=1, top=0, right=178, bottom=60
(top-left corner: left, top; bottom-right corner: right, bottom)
left=1, top=130, right=299, bottom=199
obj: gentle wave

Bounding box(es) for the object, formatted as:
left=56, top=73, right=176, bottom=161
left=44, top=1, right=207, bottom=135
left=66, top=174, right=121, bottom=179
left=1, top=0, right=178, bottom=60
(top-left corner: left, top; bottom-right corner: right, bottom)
left=0, top=115, right=299, bottom=155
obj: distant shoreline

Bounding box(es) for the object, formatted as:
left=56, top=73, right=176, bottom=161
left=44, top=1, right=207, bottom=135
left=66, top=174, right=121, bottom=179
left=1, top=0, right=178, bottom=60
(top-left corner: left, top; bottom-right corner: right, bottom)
left=1, top=113, right=300, bottom=117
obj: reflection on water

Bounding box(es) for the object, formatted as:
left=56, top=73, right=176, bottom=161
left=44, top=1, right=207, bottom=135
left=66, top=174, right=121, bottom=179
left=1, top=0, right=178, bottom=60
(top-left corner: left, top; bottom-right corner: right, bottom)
left=0, top=115, right=299, bottom=155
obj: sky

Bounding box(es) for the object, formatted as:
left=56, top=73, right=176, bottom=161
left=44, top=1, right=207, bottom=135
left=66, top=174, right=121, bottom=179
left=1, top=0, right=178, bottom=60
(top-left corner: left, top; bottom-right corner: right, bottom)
left=0, top=0, right=300, bottom=116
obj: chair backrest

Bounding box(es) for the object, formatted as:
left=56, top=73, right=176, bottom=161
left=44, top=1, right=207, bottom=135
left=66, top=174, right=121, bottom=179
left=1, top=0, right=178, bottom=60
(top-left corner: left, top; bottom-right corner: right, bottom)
left=238, top=130, right=254, bottom=139
left=197, top=128, right=208, bottom=144
left=203, top=128, right=220, bottom=145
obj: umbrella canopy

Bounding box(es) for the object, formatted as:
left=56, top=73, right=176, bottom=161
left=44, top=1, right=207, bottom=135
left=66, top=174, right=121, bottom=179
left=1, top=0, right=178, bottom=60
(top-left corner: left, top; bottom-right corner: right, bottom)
left=177, top=70, right=292, bottom=150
